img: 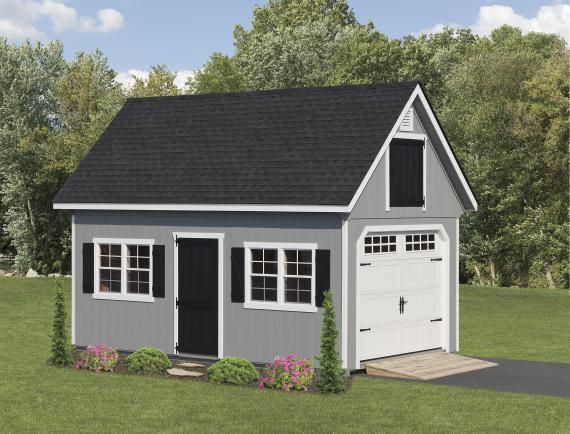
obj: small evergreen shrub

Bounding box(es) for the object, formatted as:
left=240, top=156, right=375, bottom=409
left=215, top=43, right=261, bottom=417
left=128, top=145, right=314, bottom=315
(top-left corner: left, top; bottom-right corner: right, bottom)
left=258, top=355, right=314, bottom=392
left=50, top=281, right=72, bottom=366
left=316, top=290, right=345, bottom=393
left=207, top=357, right=259, bottom=385
left=75, top=344, right=119, bottom=372
left=125, top=347, right=172, bottom=373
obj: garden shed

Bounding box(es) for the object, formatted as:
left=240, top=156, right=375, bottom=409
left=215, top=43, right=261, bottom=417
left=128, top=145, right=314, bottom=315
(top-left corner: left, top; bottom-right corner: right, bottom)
left=53, top=81, right=477, bottom=370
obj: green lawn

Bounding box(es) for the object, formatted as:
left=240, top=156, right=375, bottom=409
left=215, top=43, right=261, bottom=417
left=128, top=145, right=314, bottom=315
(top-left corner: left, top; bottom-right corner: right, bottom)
left=0, top=278, right=568, bottom=433
left=459, top=285, right=570, bottom=363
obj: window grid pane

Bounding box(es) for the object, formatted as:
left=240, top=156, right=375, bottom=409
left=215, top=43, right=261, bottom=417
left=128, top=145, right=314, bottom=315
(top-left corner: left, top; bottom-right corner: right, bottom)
left=250, top=249, right=278, bottom=302
left=99, top=244, right=121, bottom=293
left=364, top=235, right=397, bottom=254
left=126, top=244, right=151, bottom=294
left=284, top=249, right=312, bottom=305
left=405, top=233, right=436, bottom=252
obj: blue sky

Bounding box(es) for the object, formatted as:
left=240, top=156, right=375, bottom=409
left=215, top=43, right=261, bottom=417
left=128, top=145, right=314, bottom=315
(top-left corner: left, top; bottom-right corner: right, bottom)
left=0, top=0, right=568, bottom=87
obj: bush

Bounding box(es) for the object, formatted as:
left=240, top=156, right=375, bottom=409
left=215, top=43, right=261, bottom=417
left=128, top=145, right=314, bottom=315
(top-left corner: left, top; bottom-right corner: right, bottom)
left=49, top=281, right=72, bottom=366
left=207, top=357, right=259, bottom=385
left=316, top=290, right=345, bottom=393
left=258, top=355, right=314, bottom=392
left=125, top=347, right=172, bottom=373
left=75, top=344, right=119, bottom=372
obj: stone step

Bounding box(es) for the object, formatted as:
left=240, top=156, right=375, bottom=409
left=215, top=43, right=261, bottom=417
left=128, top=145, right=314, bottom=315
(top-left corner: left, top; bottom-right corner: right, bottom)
left=178, top=362, right=206, bottom=369
left=167, top=368, right=204, bottom=377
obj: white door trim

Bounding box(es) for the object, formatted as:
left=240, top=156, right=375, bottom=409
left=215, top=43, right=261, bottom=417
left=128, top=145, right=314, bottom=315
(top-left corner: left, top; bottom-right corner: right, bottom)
left=341, top=217, right=348, bottom=368
left=172, top=231, right=225, bottom=359
left=354, top=223, right=451, bottom=367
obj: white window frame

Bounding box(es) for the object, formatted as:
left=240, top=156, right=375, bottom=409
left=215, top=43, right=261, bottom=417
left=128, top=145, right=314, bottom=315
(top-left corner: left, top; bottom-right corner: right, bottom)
left=387, top=132, right=427, bottom=212
left=243, top=242, right=318, bottom=313
left=92, top=237, right=155, bottom=303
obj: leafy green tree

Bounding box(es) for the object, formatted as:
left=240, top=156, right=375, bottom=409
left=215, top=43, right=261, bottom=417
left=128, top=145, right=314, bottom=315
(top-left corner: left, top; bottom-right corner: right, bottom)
left=50, top=281, right=72, bottom=366
left=316, top=291, right=345, bottom=393
left=186, top=53, right=248, bottom=94
left=0, top=39, right=66, bottom=272
left=128, top=64, right=179, bottom=97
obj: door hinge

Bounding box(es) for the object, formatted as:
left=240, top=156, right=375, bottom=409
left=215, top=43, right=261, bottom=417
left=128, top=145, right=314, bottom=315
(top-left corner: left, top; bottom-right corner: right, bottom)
left=360, top=262, right=371, bottom=266
left=431, top=318, right=443, bottom=322
left=431, top=258, right=443, bottom=262
left=359, top=328, right=371, bottom=332
left=175, top=297, right=179, bottom=308
left=175, top=236, right=179, bottom=245
left=175, top=343, right=179, bottom=353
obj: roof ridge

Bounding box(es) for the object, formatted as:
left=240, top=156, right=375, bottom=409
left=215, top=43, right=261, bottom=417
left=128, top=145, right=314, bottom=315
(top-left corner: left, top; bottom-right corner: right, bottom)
left=126, top=80, right=420, bottom=103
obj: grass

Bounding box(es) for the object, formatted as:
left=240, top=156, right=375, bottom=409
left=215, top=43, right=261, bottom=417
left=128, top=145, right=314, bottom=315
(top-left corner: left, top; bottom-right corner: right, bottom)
left=459, top=285, right=570, bottom=363
left=0, top=277, right=568, bottom=433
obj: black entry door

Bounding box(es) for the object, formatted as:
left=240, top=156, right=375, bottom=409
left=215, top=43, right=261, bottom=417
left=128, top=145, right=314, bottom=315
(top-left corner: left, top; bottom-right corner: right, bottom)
left=177, top=238, right=218, bottom=356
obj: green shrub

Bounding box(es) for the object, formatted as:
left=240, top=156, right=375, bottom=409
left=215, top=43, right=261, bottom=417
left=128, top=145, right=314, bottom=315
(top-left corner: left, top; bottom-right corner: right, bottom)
left=49, top=281, right=72, bottom=366
left=316, top=290, right=345, bottom=393
left=125, top=347, right=172, bottom=373
left=207, top=357, right=259, bottom=385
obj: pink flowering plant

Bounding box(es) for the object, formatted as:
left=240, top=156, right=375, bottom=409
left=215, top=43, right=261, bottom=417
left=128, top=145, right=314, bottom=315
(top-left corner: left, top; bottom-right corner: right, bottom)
left=74, top=344, right=119, bottom=373
left=258, top=354, right=314, bottom=392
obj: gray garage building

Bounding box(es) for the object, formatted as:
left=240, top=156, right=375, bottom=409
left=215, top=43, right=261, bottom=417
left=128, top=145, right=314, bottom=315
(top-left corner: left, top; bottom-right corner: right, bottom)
left=53, top=81, right=477, bottom=370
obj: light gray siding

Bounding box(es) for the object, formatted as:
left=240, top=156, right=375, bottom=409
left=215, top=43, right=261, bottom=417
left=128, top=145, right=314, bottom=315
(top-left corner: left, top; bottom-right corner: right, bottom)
left=73, top=211, right=342, bottom=364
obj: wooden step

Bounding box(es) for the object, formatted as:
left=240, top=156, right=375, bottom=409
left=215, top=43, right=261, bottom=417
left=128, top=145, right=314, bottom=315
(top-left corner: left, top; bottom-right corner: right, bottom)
left=365, top=353, right=497, bottom=380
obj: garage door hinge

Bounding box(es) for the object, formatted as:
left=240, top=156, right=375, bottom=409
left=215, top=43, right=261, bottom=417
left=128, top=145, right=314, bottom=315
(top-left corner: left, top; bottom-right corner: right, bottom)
left=175, top=343, right=179, bottom=353
left=431, top=258, right=443, bottom=262
left=175, top=297, right=179, bottom=308
left=359, top=328, right=371, bottom=332
left=360, top=262, right=371, bottom=266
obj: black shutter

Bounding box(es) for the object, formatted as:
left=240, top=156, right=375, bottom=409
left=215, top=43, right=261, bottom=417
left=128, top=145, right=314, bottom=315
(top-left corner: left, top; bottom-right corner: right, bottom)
left=82, top=243, right=94, bottom=293
left=231, top=248, right=245, bottom=303
left=153, top=245, right=165, bottom=298
left=315, top=250, right=330, bottom=307
left=390, top=138, right=424, bottom=207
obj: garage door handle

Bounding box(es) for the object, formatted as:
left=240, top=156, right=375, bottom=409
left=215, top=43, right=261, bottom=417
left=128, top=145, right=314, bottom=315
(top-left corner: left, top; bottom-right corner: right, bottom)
left=359, top=328, right=371, bottom=332
left=360, top=262, right=371, bottom=266
left=431, top=318, right=442, bottom=322
left=431, top=258, right=442, bottom=262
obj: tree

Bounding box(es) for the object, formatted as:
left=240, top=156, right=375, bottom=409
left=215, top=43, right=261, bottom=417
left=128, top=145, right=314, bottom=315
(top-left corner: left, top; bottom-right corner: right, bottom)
left=128, top=64, right=179, bottom=97
left=50, top=281, right=72, bottom=366
left=185, top=53, right=248, bottom=94
left=0, top=39, right=66, bottom=272
left=316, top=291, right=345, bottom=393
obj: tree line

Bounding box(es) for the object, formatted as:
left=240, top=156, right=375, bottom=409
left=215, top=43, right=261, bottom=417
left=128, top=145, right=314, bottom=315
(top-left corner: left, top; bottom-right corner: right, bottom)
left=0, top=0, right=567, bottom=287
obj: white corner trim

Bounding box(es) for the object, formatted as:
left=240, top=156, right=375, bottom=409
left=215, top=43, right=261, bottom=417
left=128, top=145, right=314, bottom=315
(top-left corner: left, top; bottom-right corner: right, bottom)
left=53, top=202, right=348, bottom=213
left=341, top=217, right=348, bottom=369
left=92, top=293, right=155, bottom=303
left=243, top=301, right=317, bottom=313
left=71, top=213, right=75, bottom=345
left=455, top=218, right=460, bottom=352
left=173, top=232, right=225, bottom=359
left=384, top=146, right=390, bottom=212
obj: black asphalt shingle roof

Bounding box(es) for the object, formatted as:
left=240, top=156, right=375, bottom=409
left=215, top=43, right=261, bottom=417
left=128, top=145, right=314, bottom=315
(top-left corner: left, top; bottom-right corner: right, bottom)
left=54, top=81, right=418, bottom=206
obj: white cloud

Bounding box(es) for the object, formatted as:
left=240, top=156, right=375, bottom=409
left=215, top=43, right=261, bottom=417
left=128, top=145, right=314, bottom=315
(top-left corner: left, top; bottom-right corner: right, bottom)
left=421, top=3, right=570, bottom=43
left=174, top=70, right=194, bottom=89
left=96, top=8, right=124, bottom=33
left=116, top=69, right=195, bottom=91
left=0, top=0, right=124, bottom=40
left=115, top=69, right=149, bottom=89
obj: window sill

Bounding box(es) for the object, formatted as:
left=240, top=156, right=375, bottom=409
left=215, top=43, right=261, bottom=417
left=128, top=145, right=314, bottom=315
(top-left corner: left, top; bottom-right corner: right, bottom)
left=243, top=301, right=317, bottom=313
left=92, top=293, right=155, bottom=303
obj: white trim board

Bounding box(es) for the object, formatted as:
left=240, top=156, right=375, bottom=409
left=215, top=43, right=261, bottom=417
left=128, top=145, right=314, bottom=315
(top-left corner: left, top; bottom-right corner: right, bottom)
left=71, top=213, right=75, bottom=345
left=172, top=232, right=225, bottom=359
left=53, top=85, right=477, bottom=213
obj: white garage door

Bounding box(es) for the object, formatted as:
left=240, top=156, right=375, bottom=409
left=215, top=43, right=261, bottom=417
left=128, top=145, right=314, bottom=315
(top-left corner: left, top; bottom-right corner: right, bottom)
left=358, top=232, right=444, bottom=361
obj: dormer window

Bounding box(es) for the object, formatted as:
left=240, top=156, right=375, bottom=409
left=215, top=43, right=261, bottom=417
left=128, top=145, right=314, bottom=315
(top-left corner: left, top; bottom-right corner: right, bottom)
left=389, top=138, right=425, bottom=207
